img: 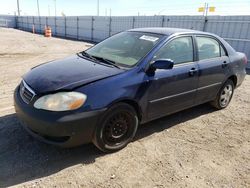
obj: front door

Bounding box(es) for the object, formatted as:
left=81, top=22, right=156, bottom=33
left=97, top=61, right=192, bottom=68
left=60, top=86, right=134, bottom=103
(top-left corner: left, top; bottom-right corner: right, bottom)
left=146, top=36, right=199, bottom=120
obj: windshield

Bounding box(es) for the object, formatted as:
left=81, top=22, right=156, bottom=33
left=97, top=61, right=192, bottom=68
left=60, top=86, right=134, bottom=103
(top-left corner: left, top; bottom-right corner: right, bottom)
left=86, top=31, right=163, bottom=67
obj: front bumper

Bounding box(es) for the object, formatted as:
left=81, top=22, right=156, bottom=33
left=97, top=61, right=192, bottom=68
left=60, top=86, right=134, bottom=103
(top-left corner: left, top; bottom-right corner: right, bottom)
left=14, top=87, right=106, bottom=148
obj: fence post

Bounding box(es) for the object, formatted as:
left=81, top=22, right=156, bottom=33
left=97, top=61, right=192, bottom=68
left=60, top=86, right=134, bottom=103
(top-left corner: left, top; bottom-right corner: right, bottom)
left=91, top=16, right=94, bottom=41
left=15, top=15, right=17, bottom=28
left=161, top=16, right=165, bottom=27
left=132, top=16, right=135, bottom=29
left=203, top=16, right=208, bottom=31
left=39, top=16, right=42, bottom=34
left=21, top=16, right=23, bottom=29
left=77, top=16, right=79, bottom=40
left=32, top=16, right=35, bottom=33
left=33, top=16, right=35, bottom=28
left=55, top=16, right=57, bottom=36
left=109, top=16, right=112, bottom=37
left=26, top=16, right=28, bottom=31
left=65, top=16, right=67, bottom=38
left=46, top=16, right=48, bottom=27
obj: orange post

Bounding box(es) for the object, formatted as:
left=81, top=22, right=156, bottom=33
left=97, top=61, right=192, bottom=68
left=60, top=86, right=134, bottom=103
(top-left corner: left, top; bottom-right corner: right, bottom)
left=44, top=26, right=52, bottom=37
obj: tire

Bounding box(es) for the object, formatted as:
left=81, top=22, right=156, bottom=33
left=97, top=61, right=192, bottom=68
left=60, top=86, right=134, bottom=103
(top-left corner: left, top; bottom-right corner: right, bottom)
left=210, top=79, right=234, bottom=109
left=92, top=103, right=139, bottom=153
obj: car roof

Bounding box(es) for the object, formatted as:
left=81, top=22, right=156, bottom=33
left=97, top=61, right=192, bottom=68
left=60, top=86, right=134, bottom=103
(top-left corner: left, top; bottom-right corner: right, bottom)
left=128, top=27, right=205, bottom=36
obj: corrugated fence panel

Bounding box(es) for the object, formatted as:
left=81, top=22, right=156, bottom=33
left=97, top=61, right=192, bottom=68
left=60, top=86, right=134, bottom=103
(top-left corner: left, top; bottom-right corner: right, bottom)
left=134, top=16, right=162, bottom=28
left=56, top=17, right=66, bottom=37
left=206, top=16, right=250, bottom=39
left=0, top=15, right=16, bottom=28
left=66, top=16, right=77, bottom=39
left=204, top=16, right=250, bottom=62
left=78, top=16, right=92, bottom=41
left=111, top=16, right=134, bottom=36
left=27, top=16, right=33, bottom=31
left=47, top=17, right=56, bottom=34
left=93, top=16, right=110, bottom=42
left=241, top=16, right=250, bottom=40
left=33, top=17, right=42, bottom=33
left=22, top=17, right=28, bottom=31
left=226, top=39, right=250, bottom=59
left=163, top=16, right=204, bottom=30
left=17, top=16, right=23, bottom=29
left=16, top=16, right=22, bottom=28
left=40, top=17, right=46, bottom=26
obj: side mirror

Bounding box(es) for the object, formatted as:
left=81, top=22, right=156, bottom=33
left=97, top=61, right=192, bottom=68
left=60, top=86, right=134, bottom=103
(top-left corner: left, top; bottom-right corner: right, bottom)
left=151, top=59, right=174, bottom=70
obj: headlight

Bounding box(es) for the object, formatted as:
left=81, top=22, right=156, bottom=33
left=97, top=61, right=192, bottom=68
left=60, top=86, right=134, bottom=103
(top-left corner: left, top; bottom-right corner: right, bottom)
left=34, top=92, right=87, bottom=111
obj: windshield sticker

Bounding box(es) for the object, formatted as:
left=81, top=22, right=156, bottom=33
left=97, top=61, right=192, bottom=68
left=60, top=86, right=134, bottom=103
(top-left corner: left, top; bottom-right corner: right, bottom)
left=139, top=35, right=159, bottom=42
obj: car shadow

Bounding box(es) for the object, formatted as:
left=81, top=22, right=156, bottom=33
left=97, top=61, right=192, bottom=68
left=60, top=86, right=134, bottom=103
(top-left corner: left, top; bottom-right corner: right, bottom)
left=135, top=104, right=214, bottom=141
left=0, top=104, right=215, bottom=187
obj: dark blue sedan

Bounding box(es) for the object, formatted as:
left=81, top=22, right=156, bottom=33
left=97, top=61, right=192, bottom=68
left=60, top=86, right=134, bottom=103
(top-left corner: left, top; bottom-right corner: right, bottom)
left=14, top=28, right=247, bottom=152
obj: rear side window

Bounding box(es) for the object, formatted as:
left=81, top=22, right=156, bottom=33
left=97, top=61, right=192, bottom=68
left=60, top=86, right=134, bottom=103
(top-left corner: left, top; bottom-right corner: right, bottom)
left=153, top=36, right=193, bottom=64
left=197, top=37, right=220, bottom=60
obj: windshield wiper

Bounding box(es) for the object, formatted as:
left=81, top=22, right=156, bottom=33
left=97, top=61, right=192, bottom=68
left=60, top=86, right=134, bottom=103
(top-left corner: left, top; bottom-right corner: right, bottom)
left=78, top=51, right=97, bottom=61
left=91, top=56, right=121, bottom=69
left=78, top=52, right=120, bottom=69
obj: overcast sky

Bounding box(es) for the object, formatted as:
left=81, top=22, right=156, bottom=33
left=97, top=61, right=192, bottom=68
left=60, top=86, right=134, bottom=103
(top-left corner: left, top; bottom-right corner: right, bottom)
left=0, top=0, right=250, bottom=16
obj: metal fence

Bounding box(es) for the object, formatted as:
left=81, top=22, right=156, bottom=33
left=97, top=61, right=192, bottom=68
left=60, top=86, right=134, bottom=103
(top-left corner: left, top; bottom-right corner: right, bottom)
left=2, top=15, right=250, bottom=63
left=0, top=15, right=16, bottom=28
left=16, top=15, right=250, bottom=62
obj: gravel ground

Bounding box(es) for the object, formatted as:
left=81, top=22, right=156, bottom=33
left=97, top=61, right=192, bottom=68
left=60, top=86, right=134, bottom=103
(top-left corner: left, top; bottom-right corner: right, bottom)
left=0, top=28, right=249, bottom=188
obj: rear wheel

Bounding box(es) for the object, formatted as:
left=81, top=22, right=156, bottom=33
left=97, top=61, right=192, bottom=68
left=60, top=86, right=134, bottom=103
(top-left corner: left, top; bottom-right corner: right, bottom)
left=210, top=79, right=234, bottom=109
left=93, top=103, right=139, bottom=153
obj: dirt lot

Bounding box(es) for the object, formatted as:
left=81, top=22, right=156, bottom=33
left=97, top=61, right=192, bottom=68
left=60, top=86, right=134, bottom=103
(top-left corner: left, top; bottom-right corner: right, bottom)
left=0, top=28, right=249, bottom=188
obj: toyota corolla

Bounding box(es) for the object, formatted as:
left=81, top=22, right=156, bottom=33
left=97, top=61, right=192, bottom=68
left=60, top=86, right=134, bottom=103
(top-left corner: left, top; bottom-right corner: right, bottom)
left=14, top=28, right=247, bottom=152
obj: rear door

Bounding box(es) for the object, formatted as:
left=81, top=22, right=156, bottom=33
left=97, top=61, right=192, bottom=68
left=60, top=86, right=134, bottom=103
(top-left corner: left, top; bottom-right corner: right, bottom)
left=194, top=35, right=230, bottom=104
left=146, top=36, right=199, bottom=120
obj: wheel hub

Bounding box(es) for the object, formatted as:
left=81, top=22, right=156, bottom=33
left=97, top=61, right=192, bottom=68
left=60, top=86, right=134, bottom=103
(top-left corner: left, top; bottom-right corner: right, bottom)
left=104, top=112, right=130, bottom=143
left=111, top=120, right=128, bottom=138
left=220, top=84, right=233, bottom=107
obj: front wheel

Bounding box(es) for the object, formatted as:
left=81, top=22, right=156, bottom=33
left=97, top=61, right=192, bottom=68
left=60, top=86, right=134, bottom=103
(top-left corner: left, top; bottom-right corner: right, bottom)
left=93, top=103, right=139, bottom=153
left=210, top=79, right=234, bottom=109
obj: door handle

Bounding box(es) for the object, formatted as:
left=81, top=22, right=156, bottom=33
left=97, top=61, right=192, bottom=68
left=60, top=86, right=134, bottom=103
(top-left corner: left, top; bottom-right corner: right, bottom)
left=189, top=68, right=197, bottom=76
left=222, top=61, right=228, bottom=68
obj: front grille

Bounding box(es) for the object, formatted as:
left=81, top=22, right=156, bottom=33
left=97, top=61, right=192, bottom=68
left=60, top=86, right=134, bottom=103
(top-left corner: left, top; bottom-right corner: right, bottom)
left=19, top=80, right=36, bottom=104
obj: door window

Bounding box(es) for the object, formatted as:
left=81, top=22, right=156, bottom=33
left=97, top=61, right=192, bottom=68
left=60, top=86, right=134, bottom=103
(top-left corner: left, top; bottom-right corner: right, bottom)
left=152, top=37, right=194, bottom=64
left=196, top=37, right=221, bottom=60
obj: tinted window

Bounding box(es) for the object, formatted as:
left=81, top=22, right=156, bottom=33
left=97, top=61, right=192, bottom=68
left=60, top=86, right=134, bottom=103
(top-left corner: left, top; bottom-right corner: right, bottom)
left=153, top=37, right=193, bottom=64
left=197, top=37, right=220, bottom=60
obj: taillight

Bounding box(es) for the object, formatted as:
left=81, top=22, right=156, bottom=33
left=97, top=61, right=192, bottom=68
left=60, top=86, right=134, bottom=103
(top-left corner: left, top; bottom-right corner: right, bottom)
left=243, top=55, right=248, bottom=65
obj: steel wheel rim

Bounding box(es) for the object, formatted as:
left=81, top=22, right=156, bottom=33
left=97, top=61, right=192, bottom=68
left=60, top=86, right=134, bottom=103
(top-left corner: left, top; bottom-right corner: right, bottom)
left=220, top=84, right=233, bottom=107
left=103, top=111, right=133, bottom=146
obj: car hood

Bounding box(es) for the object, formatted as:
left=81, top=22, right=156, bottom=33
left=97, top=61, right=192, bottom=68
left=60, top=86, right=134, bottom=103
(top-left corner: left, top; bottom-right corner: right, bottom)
left=23, top=55, right=124, bottom=94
